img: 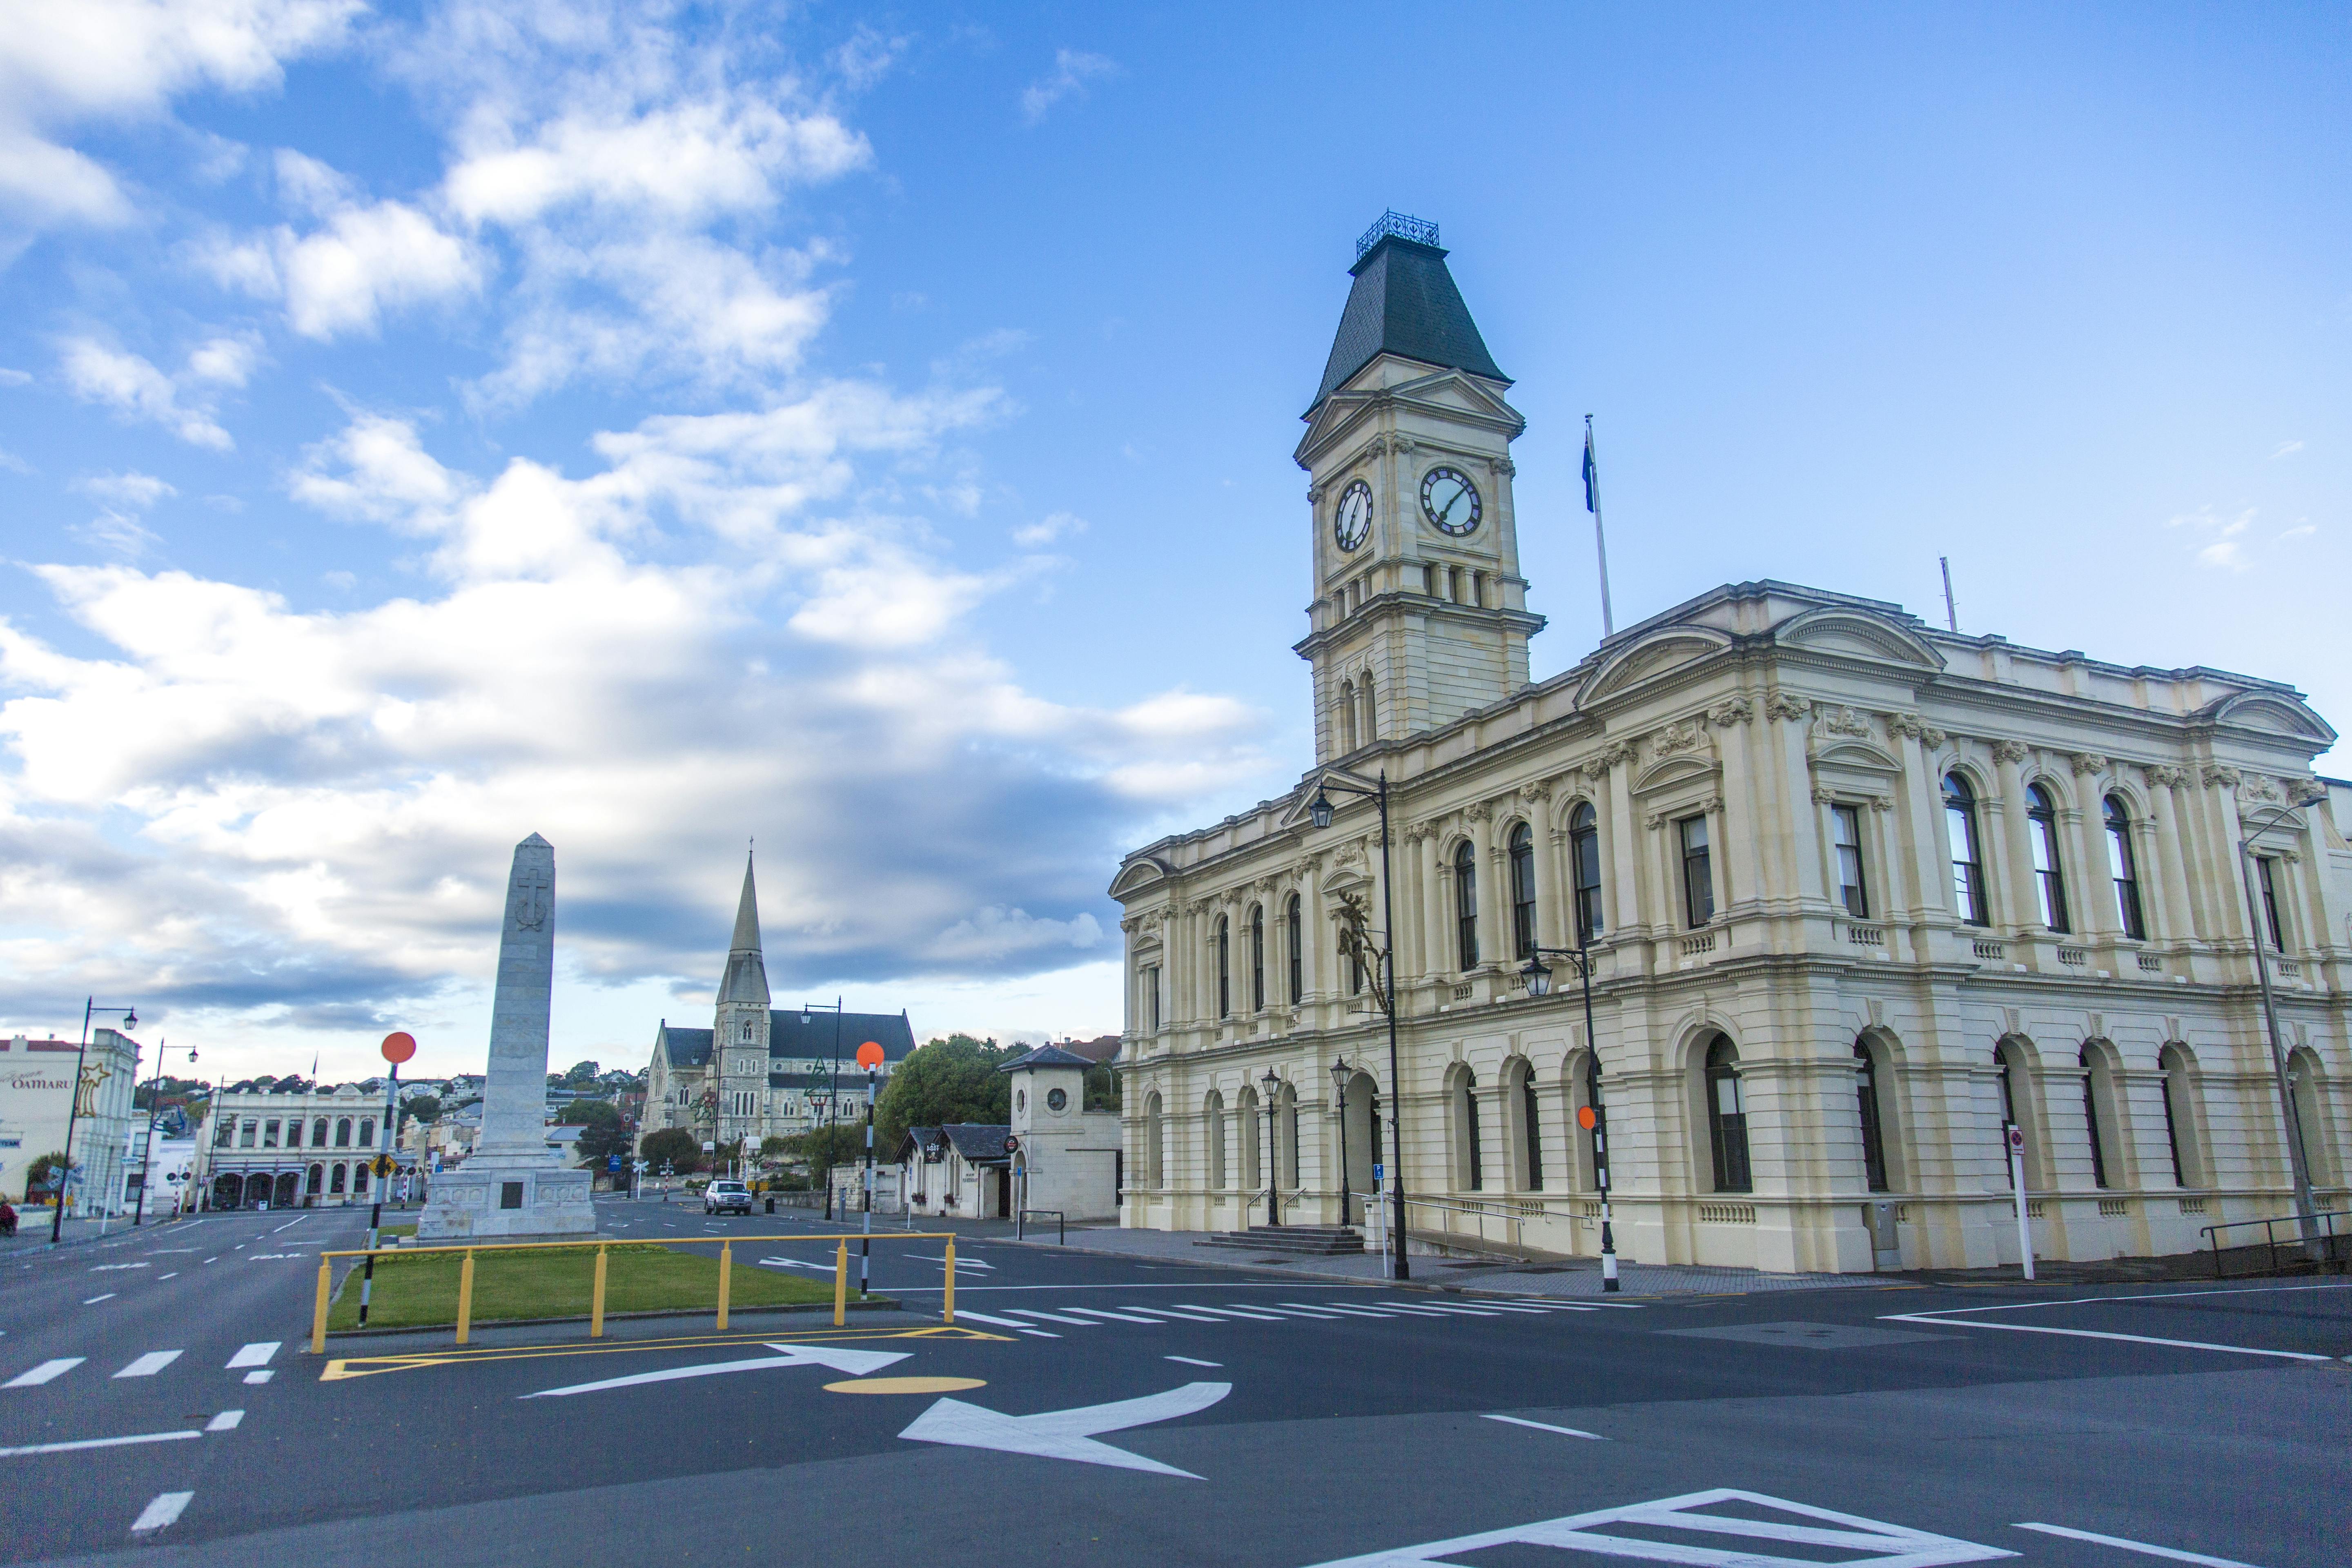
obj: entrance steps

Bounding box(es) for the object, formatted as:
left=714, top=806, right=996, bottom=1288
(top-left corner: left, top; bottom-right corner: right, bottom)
left=1195, top=1224, right=1365, bottom=1256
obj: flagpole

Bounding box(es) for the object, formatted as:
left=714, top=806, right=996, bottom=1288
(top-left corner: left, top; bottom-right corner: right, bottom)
left=1584, top=414, right=1615, bottom=637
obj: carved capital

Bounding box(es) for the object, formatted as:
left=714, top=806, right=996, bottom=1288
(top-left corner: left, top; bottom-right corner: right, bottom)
left=1990, top=739, right=2032, bottom=765
left=1764, top=691, right=1811, bottom=723
left=2069, top=752, right=2109, bottom=777
left=2285, top=777, right=2328, bottom=807
left=1708, top=694, right=1755, bottom=728
left=2141, top=764, right=2186, bottom=789
left=2201, top=764, right=2241, bottom=788
left=1305, top=484, right=1325, bottom=505
left=1519, top=780, right=1554, bottom=804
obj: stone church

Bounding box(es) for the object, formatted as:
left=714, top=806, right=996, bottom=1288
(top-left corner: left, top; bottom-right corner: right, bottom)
left=1109, top=213, right=2351, bottom=1272
left=640, top=855, right=915, bottom=1156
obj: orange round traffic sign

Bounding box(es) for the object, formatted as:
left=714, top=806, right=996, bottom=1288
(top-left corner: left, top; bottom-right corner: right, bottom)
left=855, top=1040, right=884, bottom=1071
left=381, top=1031, right=417, bottom=1064
left=1576, top=1105, right=1597, bottom=1130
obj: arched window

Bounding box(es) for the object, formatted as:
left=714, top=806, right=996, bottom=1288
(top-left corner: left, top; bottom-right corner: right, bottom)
left=1516, top=1062, right=1544, bottom=1189
left=334, top=1118, right=352, bottom=1147
left=1454, top=840, right=1479, bottom=969
left=2026, top=785, right=2069, bottom=932
left=353, top=1163, right=369, bottom=1195
left=1339, top=679, right=1358, bottom=752
left=1144, top=1091, right=1165, bottom=1187
left=1215, top=916, right=1231, bottom=1018
left=2079, top=1045, right=2113, bottom=1189
left=1359, top=675, right=1377, bottom=744
left=2158, top=1045, right=2202, bottom=1187
left=2105, top=796, right=2145, bottom=938
left=1855, top=1041, right=1890, bottom=1193
left=1456, top=1069, right=1483, bottom=1191
left=1569, top=802, right=1603, bottom=944
left=1508, top=823, right=1537, bottom=960
left=1704, top=1038, right=1751, bottom=1193
left=1279, top=1082, right=1300, bottom=1189
left=329, top=1163, right=347, bottom=1194
left=1249, top=904, right=1265, bottom=1012
left=1944, top=774, right=1987, bottom=925
left=1237, top=1086, right=1261, bottom=1191
left=306, top=1164, right=323, bottom=1194
left=1205, top=1090, right=1227, bottom=1189
left=1285, top=894, right=1303, bottom=1003
left=2287, top=1048, right=2335, bottom=1186
left=358, top=1118, right=374, bottom=1147
left=313, top=1118, right=329, bottom=1145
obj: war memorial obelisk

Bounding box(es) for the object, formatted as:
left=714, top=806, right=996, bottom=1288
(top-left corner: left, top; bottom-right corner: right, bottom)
left=417, top=833, right=596, bottom=1240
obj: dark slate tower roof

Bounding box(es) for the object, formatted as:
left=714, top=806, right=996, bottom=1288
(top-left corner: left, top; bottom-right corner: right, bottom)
left=717, top=852, right=769, bottom=1007
left=1309, top=214, right=1509, bottom=413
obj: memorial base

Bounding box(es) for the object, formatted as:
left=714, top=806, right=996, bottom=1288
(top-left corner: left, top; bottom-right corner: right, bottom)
left=416, top=1161, right=595, bottom=1241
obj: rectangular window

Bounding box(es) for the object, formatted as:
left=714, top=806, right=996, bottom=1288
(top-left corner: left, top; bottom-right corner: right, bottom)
left=1679, top=815, right=1715, bottom=928
left=2256, top=856, right=2285, bottom=951
left=1831, top=804, right=1867, bottom=918
left=238, top=1119, right=256, bottom=1149
left=286, top=1120, right=303, bottom=1148
left=262, top=1119, right=280, bottom=1148
left=215, top=1120, right=234, bottom=1148
left=1571, top=818, right=1604, bottom=944
left=1143, top=964, right=1161, bottom=1032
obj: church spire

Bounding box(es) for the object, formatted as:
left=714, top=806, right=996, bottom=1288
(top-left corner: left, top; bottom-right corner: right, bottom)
left=718, top=851, right=769, bottom=1005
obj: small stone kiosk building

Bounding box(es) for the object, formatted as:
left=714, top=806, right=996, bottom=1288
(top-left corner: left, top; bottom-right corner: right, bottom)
left=1002, top=1044, right=1122, bottom=1223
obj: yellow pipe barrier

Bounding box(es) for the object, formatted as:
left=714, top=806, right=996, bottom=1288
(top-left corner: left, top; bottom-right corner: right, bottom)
left=302, top=1231, right=955, bottom=1351
left=590, top=1245, right=608, bottom=1339
left=455, top=1249, right=476, bottom=1345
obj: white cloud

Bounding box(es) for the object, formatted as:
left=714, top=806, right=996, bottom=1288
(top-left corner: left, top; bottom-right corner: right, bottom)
left=1020, top=49, right=1118, bottom=124
left=2167, top=504, right=2256, bottom=571
left=1012, top=511, right=1087, bottom=548
left=832, top=27, right=909, bottom=94
left=57, top=337, right=236, bottom=449
left=73, top=510, right=164, bottom=558
left=0, top=367, right=31, bottom=385
left=0, top=395, right=1267, bottom=1078
left=0, top=0, right=358, bottom=229
left=2279, top=523, right=2317, bottom=541
left=2269, top=440, right=2304, bottom=459
left=76, top=470, right=178, bottom=508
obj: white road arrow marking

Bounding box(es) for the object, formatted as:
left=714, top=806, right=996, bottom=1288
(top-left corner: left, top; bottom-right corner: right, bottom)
left=899, top=1381, right=1229, bottom=1479
left=131, top=1491, right=193, bottom=1535
left=521, top=1342, right=909, bottom=1399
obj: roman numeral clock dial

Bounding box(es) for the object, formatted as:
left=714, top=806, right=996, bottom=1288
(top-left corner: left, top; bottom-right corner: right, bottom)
left=1420, top=466, right=1481, bottom=535
left=1333, top=479, right=1373, bottom=551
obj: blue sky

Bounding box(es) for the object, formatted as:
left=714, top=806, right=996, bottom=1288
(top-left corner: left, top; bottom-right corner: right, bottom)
left=2, top=2, right=2345, bottom=1083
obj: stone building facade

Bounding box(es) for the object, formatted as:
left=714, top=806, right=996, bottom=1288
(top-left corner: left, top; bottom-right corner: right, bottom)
left=1108, top=216, right=2350, bottom=1272
left=194, top=1080, right=409, bottom=1209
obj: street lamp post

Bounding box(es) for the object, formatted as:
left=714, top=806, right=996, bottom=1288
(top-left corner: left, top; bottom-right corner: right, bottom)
left=1329, top=1056, right=1352, bottom=1227
left=132, top=1041, right=195, bottom=1228
left=1521, top=945, right=1619, bottom=1292
left=2237, top=804, right=2322, bottom=1252
left=1310, top=772, right=1409, bottom=1279
left=53, top=1000, right=136, bottom=1245
left=1260, top=1068, right=1283, bottom=1227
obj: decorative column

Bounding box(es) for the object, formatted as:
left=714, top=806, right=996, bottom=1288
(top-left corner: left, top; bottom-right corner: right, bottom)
left=2141, top=767, right=2196, bottom=944
left=1991, top=740, right=2039, bottom=929
left=2067, top=754, right=2118, bottom=940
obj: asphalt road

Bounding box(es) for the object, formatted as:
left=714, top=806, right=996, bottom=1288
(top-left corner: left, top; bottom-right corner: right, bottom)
left=2, top=1195, right=2344, bottom=1567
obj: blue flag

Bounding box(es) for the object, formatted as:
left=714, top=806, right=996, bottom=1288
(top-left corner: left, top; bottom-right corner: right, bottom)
left=1582, top=428, right=1598, bottom=513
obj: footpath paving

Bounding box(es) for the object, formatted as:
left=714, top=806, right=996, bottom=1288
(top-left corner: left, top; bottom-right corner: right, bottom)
left=1020, top=1224, right=1885, bottom=1297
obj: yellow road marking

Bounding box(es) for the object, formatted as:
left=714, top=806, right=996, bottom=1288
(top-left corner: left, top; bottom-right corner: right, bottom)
left=824, top=1376, right=988, bottom=1394
left=319, top=1324, right=1008, bottom=1382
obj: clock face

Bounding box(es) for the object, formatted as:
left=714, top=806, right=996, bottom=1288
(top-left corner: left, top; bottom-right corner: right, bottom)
left=1420, top=467, right=1482, bottom=535
left=1333, top=480, right=1373, bottom=551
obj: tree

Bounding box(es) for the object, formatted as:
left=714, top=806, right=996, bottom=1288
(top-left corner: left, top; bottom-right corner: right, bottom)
left=404, top=1095, right=443, bottom=1125
left=561, top=1060, right=600, bottom=1088
left=1084, top=1061, right=1120, bottom=1113
left=778, top=1124, right=868, bottom=1193
left=639, top=1127, right=703, bottom=1174
left=22, top=1151, right=74, bottom=1198
left=874, top=1034, right=1015, bottom=1148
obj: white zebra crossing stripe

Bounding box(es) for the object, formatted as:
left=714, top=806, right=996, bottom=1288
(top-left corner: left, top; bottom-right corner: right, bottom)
left=1118, top=1306, right=1228, bottom=1323
left=1243, top=1304, right=1349, bottom=1320
left=1281, top=1302, right=1404, bottom=1318
left=243, top=1370, right=274, bottom=1385
left=131, top=1492, right=193, bottom=1534
left=1061, top=1307, right=1166, bottom=1325
left=1004, top=1310, right=1100, bottom=1327
left=227, top=1342, right=279, bottom=1369
left=205, top=1410, right=244, bottom=1431
left=115, top=1352, right=183, bottom=1379
left=944, top=1310, right=1033, bottom=1329
left=6, top=1359, right=85, bottom=1388
left=1179, top=1305, right=1285, bottom=1321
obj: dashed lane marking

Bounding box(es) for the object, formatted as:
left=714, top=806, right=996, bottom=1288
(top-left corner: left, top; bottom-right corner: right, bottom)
left=82, top=1294, right=116, bottom=1305
left=130, top=1492, right=193, bottom=1535
left=115, top=1351, right=183, bottom=1379
left=0, top=1428, right=201, bottom=1459
left=5, top=1359, right=83, bottom=1388
left=205, top=1410, right=243, bottom=1431
left=227, top=1342, right=280, bottom=1369
left=243, top=1370, right=274, bottom=1385
left=1165, top=1355, right=1222, bottom=1368
left=1484, top=1413, right=1606, bottom=1441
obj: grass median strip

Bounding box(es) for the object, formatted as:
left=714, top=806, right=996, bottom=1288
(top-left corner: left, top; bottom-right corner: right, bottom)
left=326, top=1244, right=858, bottom=1330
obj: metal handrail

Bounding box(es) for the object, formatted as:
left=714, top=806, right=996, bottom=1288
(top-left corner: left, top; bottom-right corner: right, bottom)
left=2199, top=1208, right=2350, bottom=1279
left=1017, top=1209, right=1065, bottom=1244
left=309, top=1231, right=964, bottom=1352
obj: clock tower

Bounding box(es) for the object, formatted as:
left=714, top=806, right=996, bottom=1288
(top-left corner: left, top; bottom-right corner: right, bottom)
left=1294, top=213, right=1544, bottom=761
